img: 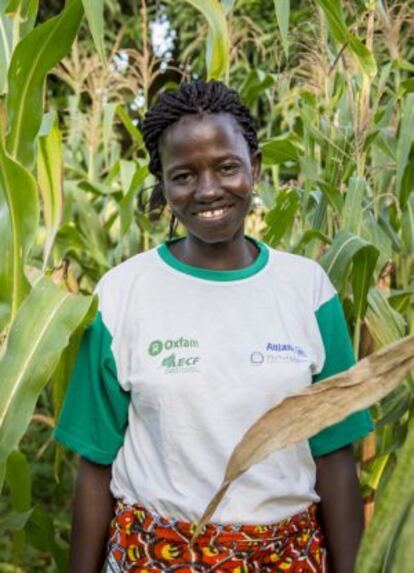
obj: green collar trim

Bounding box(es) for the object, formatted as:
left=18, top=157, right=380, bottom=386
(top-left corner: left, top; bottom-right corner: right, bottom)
left=157, top=237, right=269, bottom=282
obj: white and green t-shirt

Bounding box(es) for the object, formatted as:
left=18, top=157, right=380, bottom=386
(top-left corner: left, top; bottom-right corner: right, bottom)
left=55, top=238, right=372, bottom=524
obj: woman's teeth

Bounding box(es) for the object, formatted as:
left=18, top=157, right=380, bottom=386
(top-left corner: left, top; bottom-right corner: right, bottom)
left=197, top=207, right=229, bottom=219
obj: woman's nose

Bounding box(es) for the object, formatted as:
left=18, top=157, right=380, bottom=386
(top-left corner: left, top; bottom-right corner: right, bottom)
left=194, top=171, right=222, bottom=201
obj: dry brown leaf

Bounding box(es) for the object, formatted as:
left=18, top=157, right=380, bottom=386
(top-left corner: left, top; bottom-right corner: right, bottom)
left=192, top=333, right=414, bottom=539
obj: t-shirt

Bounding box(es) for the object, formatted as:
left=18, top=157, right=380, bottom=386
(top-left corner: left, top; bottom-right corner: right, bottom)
left=54, top=238, right=372, bottom=524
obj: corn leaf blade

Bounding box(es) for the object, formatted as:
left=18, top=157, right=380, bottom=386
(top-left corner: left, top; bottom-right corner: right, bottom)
left=0, top=134, right=38, bottom=328
left=81, top=0, right=105, bottom=61
left=184, top=0, right=228, bottom=80
left=6, top=0, right=83, bottom=167
left=273, top=0, right=290, bottom=58
left=0, top=277, right=95, bottom=463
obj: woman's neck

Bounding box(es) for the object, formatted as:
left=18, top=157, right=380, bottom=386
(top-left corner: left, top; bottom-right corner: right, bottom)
left=168, top=233, right=258, bottom=271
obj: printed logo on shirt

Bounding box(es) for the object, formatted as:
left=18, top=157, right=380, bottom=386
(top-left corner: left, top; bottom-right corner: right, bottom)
left=250, top=343, right=308, bottom=366
left=161, top=353, right=201, bottom=374
left=148, top=336, right=199, bottom=357
left=250, top=351, right=265, bottom=365
left=266, top=343, right=307, bottom=362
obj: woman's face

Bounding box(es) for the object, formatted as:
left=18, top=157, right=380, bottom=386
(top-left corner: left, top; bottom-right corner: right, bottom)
left=158, top=112, right=261, bottom=245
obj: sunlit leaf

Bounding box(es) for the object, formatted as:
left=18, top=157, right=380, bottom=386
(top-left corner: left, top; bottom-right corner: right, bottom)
left=264, top=189, right=300, bottom=247
left=396, top=94, right=414, bottom=207
left=0, top=277, right=96, bottom=463
left=0, top=134, right=38, bottom=328
left=38, top=113, right=63, bottom=269
left=184, top=0, right=228, bottom=80
left=6, top=0, right=83, bottom=167
left=261, top=136, right=302, bottom=165
left=315, top=0, right=377, bottom=77
left=82, top=0, right=105, bottom=61
left=357, top=424, right=414, bottom=572
left=273, top=0, right=289, bottom=58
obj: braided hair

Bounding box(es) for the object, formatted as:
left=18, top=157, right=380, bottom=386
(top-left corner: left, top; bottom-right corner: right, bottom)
left=141, top=80, right=259, bottom=220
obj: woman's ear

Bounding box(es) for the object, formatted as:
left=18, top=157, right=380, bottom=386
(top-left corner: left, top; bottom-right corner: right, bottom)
left=251, top=150, right=262, bottom=184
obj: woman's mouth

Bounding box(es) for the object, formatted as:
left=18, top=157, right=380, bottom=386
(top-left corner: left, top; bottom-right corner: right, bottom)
left=194, top=206, right=233, bottom=221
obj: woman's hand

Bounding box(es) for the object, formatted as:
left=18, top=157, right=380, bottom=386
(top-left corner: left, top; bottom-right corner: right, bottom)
left=69, top=457, right=114, bottom=573
left=314, top=445, right=364, bottom=573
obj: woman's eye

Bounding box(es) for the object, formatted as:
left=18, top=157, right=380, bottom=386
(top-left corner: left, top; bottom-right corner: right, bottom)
left=220, top=163, right=239, bottom=174
left=173, top=172, right=192, bottom=183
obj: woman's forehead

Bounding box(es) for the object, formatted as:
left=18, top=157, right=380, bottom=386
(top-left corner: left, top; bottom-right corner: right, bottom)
left=158, top=112, right=248, bottom=158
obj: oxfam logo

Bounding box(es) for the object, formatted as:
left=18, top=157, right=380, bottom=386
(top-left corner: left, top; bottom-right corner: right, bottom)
left=148, top=336, right=199, bottom=357
left=148, top=340, right=163, bottom=356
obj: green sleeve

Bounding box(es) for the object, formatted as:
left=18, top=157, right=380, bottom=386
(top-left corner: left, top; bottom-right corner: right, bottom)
left=54, top=311, right=130, bottom=464
left=309, top=294, right=373, bottom=457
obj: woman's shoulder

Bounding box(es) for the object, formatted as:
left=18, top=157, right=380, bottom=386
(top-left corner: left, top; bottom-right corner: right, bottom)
left=265, top=244, right=323, bottom=276
left=264, top=244, right=335, bottom=311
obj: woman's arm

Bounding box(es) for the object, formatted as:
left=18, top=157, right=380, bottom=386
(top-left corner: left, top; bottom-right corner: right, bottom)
left=69, top=457, right=114, bottom=573
left=314, top=444, right=364, bottom=573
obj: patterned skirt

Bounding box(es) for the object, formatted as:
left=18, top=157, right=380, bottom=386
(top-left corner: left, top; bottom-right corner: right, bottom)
left=106, top=501, right=328, bottom=572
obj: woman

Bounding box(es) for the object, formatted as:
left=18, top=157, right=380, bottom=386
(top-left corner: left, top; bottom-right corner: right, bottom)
left=55, top=80, right=372, bottom=572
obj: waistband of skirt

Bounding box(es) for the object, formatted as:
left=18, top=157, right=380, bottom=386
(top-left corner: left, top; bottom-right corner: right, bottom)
left=113, top=501, right=320, bottom=547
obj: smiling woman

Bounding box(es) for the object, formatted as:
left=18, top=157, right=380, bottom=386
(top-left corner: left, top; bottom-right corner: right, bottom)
left=54, top=80, right=372, bottom=573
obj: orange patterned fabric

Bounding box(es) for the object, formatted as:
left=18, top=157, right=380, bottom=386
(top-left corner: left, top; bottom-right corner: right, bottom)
left=107, top=501, right=328, bottom=572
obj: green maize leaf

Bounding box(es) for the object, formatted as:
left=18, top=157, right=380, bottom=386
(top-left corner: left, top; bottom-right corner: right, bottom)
left=116, top=104, right=144, bottom=148
left=261, top=136, right=302, bottom=165
left=5, top=0, right=38, bottom=38
left=352, top=245, right=379, bottom=320
left=317, top=180, right=343, bottom=215
left=361, top=213, right=392, bottom=272
left=400, top=154, right=414, bottom=209
left=315, top=0, right=377, bottom=78
left=292, top=229, right=331, bottom=254
left=71, top=186, right=109, bottom=265
left=399, top=78, right=414, bottom=97
left=38, top=114, right=64, bottom=269
left=119, top=164, right=149, bottom=236
left=273, top=0, right=290, bottom=58
left=6, top=450, right=32, bottom=561
left=103, top=102, right=117, bottom=163
left=0, top=10, right=12, bottom=94
left=0, top=508, right=33, bottom=532
left=52, top=321, right=86, bottom=422
left=390, top=501, right=414, bottom=571
left=184, top=0, right=228, bottom=80
left=375, top=382, right=413, bottom=430
left=357, top=425, right=414, bottom=572
left=341, top=176, right=366, bottom=234
left=4, top=449, right=31, bottom=559
left=26, top=505, right=69, bottom=572
left=5, top=450, right=31, bottom=512
left=320, top=230, right=377, bottom=293
left=6, top=0, right=83, bottom=168
left=240, top=69, right=276, bottom=108
left=82, top=0, right=105, bottom=61
left=388, top=290, right=414, bottom=315
left=365, top=288, right=406, bottom=349
left=78, top=180, right=115, bottom=196
left=220, top=0, right=235, bottom=13
left=396, top=93, right=414, bottom=207
left=401, top=195, right=414, bottom=254
left=393, top=59, right=414, bottom=73
left=0, top=133, right=38, bottom=329
left=120, top=159, right=137, bottom=197
left=315, top=0, right=347, bottom=42
left=55, top=223, right=108, bottom=271
left=0, top=277, right=95, bottom=464
left=264, top=189, right=300, bottom=247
